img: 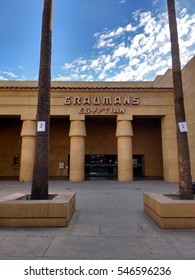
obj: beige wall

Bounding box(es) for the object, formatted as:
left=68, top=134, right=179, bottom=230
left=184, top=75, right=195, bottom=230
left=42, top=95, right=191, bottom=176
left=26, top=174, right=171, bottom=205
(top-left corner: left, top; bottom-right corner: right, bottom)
left=3, top=55, right=195, bottom=182
left=132, top=118, right=163, bottom=177
left=0, top=118, right=22, bottom=177
left=153, top=56, right=195, bottom=180
left=49, top=118, right=70, bottom=177
left=86, top=118, right=117, bottom=155
left=182, top=57, right=195, bottom=180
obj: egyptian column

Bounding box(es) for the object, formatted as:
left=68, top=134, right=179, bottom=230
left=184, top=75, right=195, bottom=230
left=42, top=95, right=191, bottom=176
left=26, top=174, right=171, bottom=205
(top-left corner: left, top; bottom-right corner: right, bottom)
left=20, top=118, right=36, bottom=182
left=69, top=116, right=86, bottom=181
left=116, top=116, right=133, bottom=181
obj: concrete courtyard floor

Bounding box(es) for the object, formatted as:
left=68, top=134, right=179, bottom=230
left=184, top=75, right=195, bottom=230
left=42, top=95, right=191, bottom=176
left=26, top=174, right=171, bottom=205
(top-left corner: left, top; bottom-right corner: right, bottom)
left=0, top=179, right=195, bottom=260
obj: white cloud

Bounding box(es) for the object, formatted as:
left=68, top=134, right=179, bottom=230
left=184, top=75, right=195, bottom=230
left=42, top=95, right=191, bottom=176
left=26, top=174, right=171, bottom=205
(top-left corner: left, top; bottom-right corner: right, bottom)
left=53, top=73, right=93, bottom=82
left=98, top=71, right=107, bottom=80
left=113, top=42, right=128, bottom=58
left=18, top=65, right=25, bottom=70
left=56, top=5, right=195, bottom=82
left=61, top=58, right=88, bottom=71
left=126, top=23, right=137, bottom=32
left=91, top=58, right=99, bottom=68
left=3, top=71, right=17, bottom=78
left=119, top=0, right=127, bottom=4
left=104, top=60, right=119, bottom=71
left=153, top=0, right=160, bottom=4
left=130, top=58, right=140, bottom=66
left=62, top=63, right=73, bottom=70
left=0, top=75, right=8, bottom=80
left=53, top=75, right=72, bottom=81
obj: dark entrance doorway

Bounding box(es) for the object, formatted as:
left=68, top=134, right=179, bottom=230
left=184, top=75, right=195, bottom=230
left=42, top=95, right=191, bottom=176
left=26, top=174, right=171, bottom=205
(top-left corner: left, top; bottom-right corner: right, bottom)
left=85, top=154, right=117, bottom=178
left=68, top=154, right=145, bottom=180
left=133, top=155, right=143, bottom=178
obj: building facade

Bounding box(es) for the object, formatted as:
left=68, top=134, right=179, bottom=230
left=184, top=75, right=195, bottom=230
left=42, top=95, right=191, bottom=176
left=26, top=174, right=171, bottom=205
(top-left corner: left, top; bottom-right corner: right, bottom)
left=0, top=57, right=195, bottom=182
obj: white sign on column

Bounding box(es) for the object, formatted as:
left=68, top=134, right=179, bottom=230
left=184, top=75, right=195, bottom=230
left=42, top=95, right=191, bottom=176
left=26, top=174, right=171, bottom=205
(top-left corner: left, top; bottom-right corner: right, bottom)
left=37, top=121, right=46, bottom=132
left=178, top=122, right=188, bottom=133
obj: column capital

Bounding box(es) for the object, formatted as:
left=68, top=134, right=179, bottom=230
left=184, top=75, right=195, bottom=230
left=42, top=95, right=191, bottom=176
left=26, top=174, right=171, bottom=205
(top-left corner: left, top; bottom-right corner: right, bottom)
left=70, top=114, right=85, bottom=121
left=116, top=120, right=133, bottom=137
left=21, top=120, right=36, bottom=137
left=20, top=114, right=36, bottom=121
left=117, top=115, right=133, bottom=121
left=69, top=120, right=86, bottom=137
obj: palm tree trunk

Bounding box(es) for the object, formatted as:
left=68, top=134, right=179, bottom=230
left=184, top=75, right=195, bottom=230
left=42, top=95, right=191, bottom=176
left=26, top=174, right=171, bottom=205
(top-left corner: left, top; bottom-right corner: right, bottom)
left=31, top=0, right=54, bottom=199
left=167, top=0, right=193, bottom=199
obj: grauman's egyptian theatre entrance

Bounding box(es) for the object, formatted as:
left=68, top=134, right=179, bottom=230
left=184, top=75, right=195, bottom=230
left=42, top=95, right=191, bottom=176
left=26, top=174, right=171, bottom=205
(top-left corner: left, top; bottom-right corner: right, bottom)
left=66, top=117, right=163, bottom=180
left=2, top=57, right=195, bottom=182
left=0, top=114, right=163, bottom=181
left=1, top=76, right=183, bottom=183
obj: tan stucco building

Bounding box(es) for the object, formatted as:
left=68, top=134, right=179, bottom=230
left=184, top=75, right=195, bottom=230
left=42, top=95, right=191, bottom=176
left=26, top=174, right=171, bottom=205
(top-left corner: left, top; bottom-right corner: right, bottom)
left=0, top=56, right=195, bottom=183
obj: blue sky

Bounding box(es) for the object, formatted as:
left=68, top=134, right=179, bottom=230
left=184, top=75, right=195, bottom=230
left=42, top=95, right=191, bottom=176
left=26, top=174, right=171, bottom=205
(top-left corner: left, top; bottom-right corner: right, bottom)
left=0, top=0, right=194, bottom=81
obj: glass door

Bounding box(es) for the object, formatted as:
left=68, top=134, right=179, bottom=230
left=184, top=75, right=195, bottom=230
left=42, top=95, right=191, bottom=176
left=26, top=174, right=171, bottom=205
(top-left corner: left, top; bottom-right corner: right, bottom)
left=85, top=154, right=117, bottom=177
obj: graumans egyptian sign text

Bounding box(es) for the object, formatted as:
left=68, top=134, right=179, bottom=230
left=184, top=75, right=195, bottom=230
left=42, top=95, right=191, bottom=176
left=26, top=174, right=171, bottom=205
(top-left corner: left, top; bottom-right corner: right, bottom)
left=64, top=96, right=140, bottom=115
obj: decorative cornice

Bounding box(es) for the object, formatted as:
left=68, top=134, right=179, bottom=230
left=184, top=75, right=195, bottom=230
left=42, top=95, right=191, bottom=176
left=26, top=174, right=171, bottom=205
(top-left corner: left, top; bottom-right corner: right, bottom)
left=0, top=86, right=173, bottom=91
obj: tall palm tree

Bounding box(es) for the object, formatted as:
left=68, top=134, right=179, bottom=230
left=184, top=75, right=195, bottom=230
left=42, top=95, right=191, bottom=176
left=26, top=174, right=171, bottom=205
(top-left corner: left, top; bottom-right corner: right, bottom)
left=31, top=0, right=54, bottom=199
left=167, top=0, right=193, bottom=199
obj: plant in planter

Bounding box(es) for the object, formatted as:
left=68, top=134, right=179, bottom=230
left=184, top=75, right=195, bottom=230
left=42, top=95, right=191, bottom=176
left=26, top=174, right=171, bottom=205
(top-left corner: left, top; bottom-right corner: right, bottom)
left=144, top=0, right=194, bottom=229
left=31, top=0, right=53, bottom=200
left=0, top=0, right=75, bottom=227
left=167, top=0, right=193, bottom=200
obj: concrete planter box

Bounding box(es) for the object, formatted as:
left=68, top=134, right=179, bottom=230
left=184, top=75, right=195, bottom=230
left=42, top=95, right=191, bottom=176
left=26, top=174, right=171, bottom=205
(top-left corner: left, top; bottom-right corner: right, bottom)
left=144, top=192, right=195, bottom=229
left=0, top=192, right=76, bottom=227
